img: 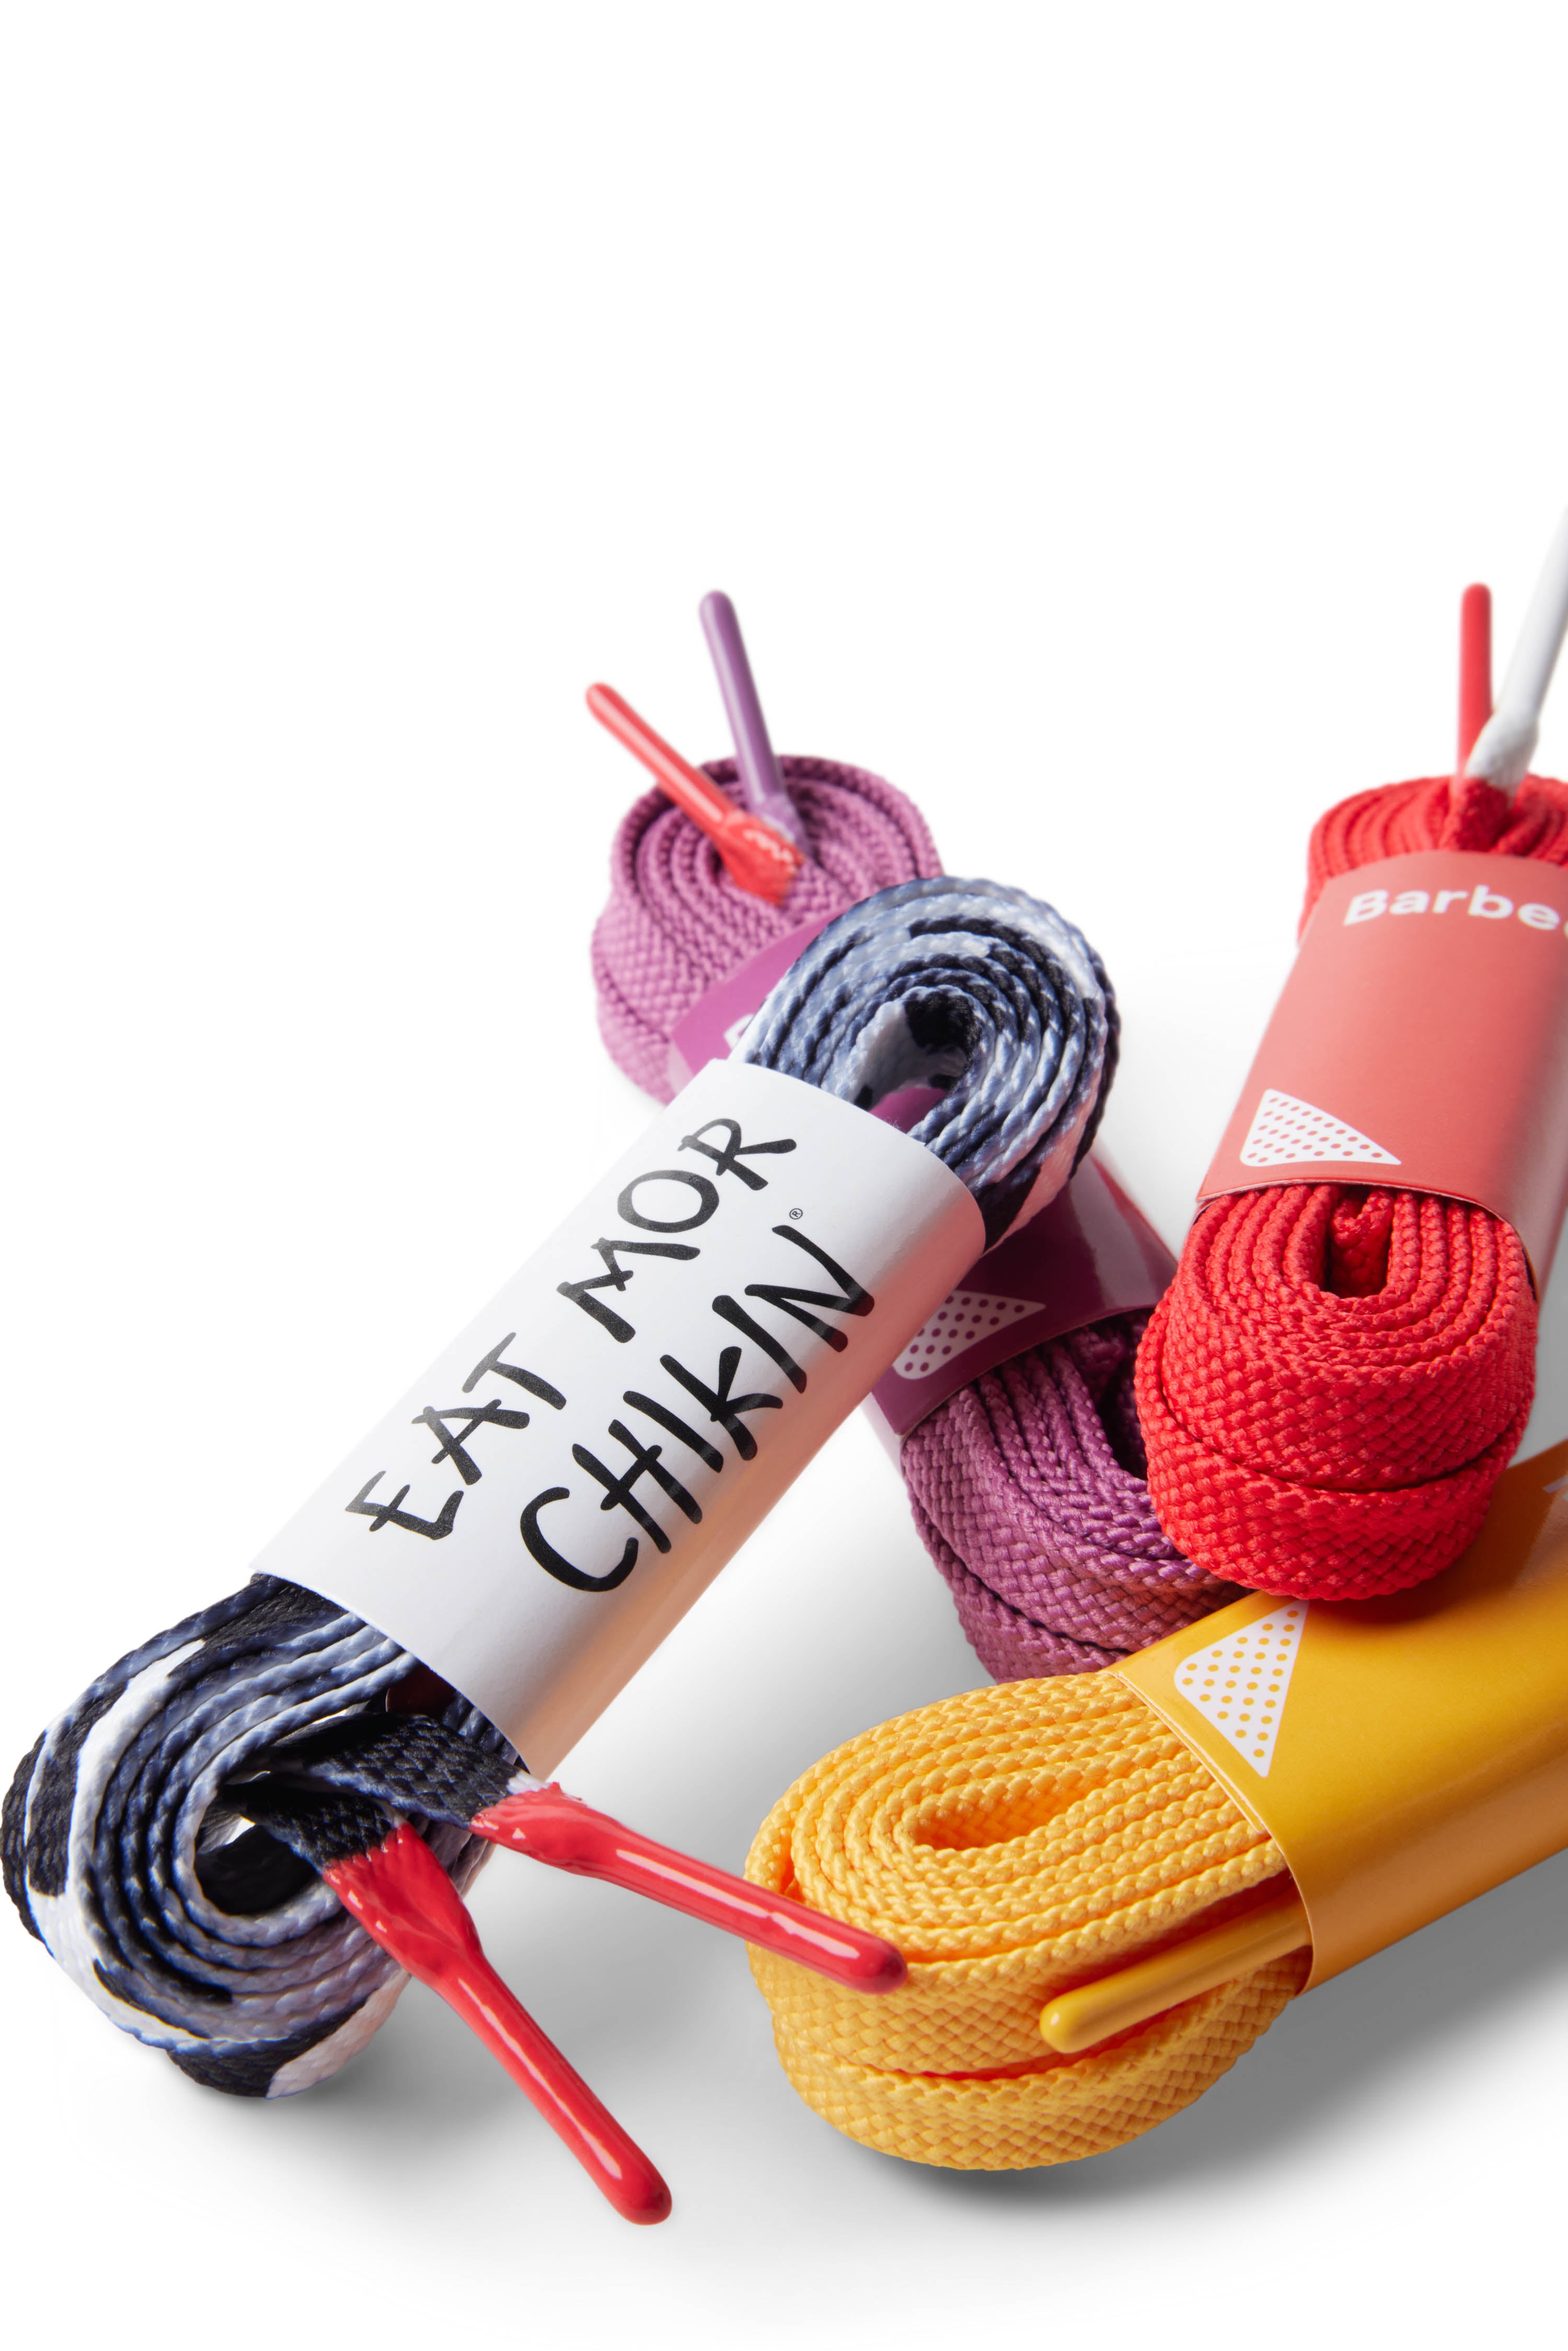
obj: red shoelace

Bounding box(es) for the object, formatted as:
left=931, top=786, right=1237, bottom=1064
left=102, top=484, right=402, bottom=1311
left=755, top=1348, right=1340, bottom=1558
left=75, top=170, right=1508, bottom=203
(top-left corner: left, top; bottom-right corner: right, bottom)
left=1135, top=768, right=1568, bottom=1600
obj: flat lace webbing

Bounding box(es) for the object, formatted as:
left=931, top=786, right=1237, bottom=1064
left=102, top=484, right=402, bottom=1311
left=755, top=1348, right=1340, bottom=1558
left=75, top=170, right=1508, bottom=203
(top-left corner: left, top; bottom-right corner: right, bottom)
left=9, top=875, right=1119, bottom=2101
left=1136, top=773, right=1568, bottom=1605
left=744, top=1675, right=1309, bottom=2171
left=901, top=1314, right=1241, bottom=1676
left=591, top=756, right=941, bottom=1101
left=740, top=876, right=1117, bottom=1248
left=2, top=1577, right=511, bottom=2098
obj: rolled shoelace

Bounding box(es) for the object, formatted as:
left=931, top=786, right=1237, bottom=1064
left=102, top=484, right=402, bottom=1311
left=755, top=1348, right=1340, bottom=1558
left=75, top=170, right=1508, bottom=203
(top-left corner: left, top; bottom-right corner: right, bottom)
left=739, top=875, right=1117, bottom=1248
left=592, top=756, right=941, bottom=1101
left=7, top=876, right=1111, bottom=2169
left=2, top=1580, right=499, bottom=2094
left=1136, top=768, right=1568, bottom=1603
left=900, top=1313, right=1241, bottom=1676
left=591, top=742, right=1230, bottom=1672
left=744, top=1673, right=1309, bottom=2171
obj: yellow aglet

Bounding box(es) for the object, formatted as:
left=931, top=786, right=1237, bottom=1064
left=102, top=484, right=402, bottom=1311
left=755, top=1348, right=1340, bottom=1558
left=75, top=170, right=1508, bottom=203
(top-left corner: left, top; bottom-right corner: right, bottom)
left=1040, top=1887, right=1310, bottom=2055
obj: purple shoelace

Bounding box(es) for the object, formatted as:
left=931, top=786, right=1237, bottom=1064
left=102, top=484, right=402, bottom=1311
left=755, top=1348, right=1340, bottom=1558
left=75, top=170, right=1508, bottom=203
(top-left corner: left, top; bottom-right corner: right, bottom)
left=590, top=765, right=1236, bottom=1674
left=592, top=755, right=940, bottom=1099
left=900, top=1314, right=1240, bottom=1674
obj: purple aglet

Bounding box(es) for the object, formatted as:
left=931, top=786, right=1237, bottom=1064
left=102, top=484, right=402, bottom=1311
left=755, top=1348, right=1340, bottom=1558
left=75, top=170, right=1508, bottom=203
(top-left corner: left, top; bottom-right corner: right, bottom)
left=698, top=591, right=809, bottom=852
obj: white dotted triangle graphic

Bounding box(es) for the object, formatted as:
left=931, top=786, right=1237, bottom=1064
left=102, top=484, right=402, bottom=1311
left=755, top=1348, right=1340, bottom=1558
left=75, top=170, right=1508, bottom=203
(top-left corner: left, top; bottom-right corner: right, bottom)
left=893, top=1289, right=1039, bottom=1380
left=1173, top=1605, right=1307, bottom=1777
left=1239, top=1088, right=1400, bottom=1169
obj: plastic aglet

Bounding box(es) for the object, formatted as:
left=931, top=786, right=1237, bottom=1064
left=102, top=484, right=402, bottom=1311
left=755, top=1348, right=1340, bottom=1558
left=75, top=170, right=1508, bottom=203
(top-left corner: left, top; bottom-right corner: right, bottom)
left=1039, top=1886, right=1311, bottom=2056
left=1466, top=509, right=1568, bottom=796
left=325, top=1825, right=672, bottom=2225
left=472, top=1785, right=907, bottom=1993
left=586, top=682, right=804, bottom=904
left=1457, top=583, right=1493, bottom=776
left=697, top=591, right=808, bottom=851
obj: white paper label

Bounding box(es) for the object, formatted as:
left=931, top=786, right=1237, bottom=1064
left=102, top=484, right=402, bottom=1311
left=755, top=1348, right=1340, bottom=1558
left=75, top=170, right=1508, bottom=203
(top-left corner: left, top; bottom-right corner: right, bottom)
left=252, top=1063, right=984, bottom=1773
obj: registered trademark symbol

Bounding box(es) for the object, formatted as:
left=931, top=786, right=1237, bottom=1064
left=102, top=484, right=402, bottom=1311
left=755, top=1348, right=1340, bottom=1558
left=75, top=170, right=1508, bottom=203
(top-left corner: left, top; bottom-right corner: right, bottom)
left=788, top=1206, right=804, bottom=1220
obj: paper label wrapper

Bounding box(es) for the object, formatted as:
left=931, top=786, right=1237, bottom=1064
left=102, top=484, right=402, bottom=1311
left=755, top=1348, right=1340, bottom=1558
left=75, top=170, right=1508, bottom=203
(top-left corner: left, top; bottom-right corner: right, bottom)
left=252, top=1062, right=984, bottom=1774
left=1115, top=1439, right=1568, bottom=1988
left=1200, top=851, right=1568, bottom=1285
left=669, top=918, right=1175, bottom=1445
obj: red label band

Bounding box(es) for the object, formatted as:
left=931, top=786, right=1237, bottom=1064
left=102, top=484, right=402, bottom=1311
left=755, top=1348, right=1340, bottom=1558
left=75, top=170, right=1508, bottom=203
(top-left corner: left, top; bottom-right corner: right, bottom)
left=1199, top=851, right=1568, bottom=1285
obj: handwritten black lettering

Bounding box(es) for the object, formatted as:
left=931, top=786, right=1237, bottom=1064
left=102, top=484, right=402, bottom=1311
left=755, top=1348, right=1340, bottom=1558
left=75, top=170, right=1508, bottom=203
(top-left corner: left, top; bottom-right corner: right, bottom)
left=571, top=1421, right=702, bottom=1553
left=622, top=1387, right=725, bottom=1472
left=345, top=1473, right=462, bottom=1540
left=660, top=1345, right=782, bottom=1460
left=743, top=1223, right=873, bottom=1353
left=711, top=1294, right=807, bottom=1391
left=414, top=1398, right=534, bottom=1486
left=462, top=1336, right=566, bottom=1407
left=617, top=1169, right=719, bottom=1234
left=679, top=1115, right=797, bottom=1192
left=521, top=1487, right=637, bottom=1592
left=558, top=1237, right=699, bottom=1344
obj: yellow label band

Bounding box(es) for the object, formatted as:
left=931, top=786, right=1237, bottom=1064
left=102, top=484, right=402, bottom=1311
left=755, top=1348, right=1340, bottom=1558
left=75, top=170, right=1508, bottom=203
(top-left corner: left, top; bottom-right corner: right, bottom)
left=1114, top=1437, right=1568, bottom=1988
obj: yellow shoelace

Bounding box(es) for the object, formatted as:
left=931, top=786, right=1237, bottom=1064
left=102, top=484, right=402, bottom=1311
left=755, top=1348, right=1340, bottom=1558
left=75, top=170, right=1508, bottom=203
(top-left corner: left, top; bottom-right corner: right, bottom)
left=745, top=1672, right=1309, bottom=2169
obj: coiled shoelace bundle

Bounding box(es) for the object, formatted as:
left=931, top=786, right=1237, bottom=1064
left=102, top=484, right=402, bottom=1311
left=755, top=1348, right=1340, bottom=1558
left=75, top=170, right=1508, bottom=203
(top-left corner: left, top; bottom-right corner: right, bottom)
left=592, top=756, right=940, bottom=1100
left=744, top=1674, right=1308, bottom=2171
left=1, top=1581, right=502, bottom=2096
left=1136, top=770, right=1568, bottom=1603
left=6, top=875, right=1111, bottom=2108
left=592, top=773, right=1227, bottom=1673
left=592, top=771, right=1222, bottom=1674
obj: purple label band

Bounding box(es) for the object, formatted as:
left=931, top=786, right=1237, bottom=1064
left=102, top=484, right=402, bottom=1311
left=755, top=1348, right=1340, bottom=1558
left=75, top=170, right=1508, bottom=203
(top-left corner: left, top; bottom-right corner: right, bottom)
left=668, top=919, right=1177, bottom=1438
left=868, top=1156, right=1175, bottom=1435
left=667, top=918, right=831, bottom=1092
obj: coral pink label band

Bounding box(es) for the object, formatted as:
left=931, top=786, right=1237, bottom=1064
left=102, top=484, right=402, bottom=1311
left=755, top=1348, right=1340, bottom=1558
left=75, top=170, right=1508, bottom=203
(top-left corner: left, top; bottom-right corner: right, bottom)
left=1199, top=851, right=1568, bottom=1286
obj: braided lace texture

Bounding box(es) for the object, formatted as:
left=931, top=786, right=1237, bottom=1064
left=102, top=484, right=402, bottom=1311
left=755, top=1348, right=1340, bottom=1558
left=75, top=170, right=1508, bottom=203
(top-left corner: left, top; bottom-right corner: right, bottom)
left=1136, top=772, right=1567, bottom=1602
left=745, top=1674, right=1308, bottom=2170
left=8, top=877, right=1113, bottom=2101
left=740, top=877, right=1117, bottom=1248
left=0, top=1580, right=506, bottom=2096
left=901, top=1315, right=1241, bottom=1675
left=592, top=756, right=940, bottom=1100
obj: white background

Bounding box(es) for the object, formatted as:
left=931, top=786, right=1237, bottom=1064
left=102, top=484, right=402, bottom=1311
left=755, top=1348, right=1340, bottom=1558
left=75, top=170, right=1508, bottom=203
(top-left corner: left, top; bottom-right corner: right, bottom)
left=4, top=7, right=1567, bottom=2347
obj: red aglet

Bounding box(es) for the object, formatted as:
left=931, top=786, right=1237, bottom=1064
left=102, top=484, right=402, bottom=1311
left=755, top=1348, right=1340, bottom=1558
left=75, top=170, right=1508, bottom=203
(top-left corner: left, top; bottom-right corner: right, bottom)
left=1459, top=582, right=1493, bottom=774
left=586, top=682, right=804, bottom=905
left=472, top=1788, right=907, bottom=1993
left=326, top=1827, right=671, bottom=2226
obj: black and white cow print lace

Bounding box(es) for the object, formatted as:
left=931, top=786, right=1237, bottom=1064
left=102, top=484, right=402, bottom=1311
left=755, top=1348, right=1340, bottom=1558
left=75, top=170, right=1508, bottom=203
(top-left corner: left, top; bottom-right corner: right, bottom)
left=4, top=875, right=1116, bottom=2120
left=1, top=1580, right=500, bottom=2095
left=740, top=875, right=1117, bottom=1247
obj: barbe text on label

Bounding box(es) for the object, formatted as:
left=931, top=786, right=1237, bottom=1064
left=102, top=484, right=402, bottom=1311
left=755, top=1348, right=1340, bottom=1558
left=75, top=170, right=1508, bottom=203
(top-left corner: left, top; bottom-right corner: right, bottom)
left=1345, top=883, right=1564, bottom=930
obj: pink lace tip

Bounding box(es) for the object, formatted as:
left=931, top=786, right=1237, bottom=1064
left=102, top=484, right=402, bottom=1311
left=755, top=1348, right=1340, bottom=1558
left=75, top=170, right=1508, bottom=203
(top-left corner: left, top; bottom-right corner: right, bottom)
left=586, top=680, right=803, bottom=903
left=723, top=816, right=804, bottom=904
